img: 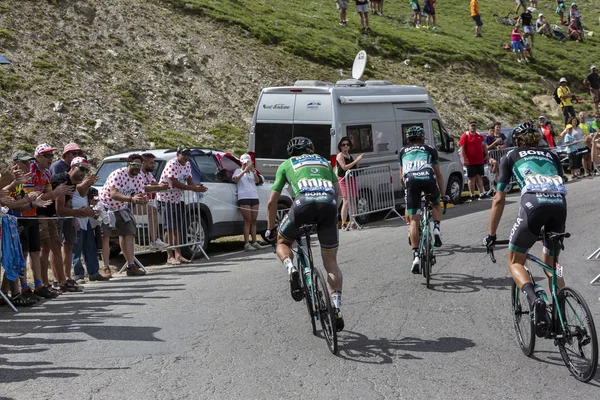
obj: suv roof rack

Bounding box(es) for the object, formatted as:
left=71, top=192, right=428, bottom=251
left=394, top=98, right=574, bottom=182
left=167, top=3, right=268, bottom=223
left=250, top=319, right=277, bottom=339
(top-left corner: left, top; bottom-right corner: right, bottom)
left=293, top=80, right=333, bottom=87
left=365, top=80, right=394, bottom=86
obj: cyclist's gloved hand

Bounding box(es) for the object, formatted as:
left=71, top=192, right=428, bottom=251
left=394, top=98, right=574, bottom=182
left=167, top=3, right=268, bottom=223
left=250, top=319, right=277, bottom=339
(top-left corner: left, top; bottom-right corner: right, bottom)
left=265, top=226, right=278, bottom=242
left=441, top=195, right=452, bottom=204
left=483, top=234, right=497, bottom=249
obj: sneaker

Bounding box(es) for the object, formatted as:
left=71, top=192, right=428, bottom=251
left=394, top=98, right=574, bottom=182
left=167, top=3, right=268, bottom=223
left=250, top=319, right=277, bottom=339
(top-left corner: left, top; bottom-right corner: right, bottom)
left=251, top=242, right=262, bottom=250
left=479, top=193, right=491, bottom=199
left=432, top=26, right=438, bottom=32
left=21, top=286, right=42, bottom=302
left=89, top=273, right=110, bottom=282
left=34, top=285, right=60, bottom=299
left=289, top=267, right=303, bottom=301
left=75, top=278, right=86, bottom=285
left=342, top=20, right=347, bottom=26
left=365, top=27, right=371, bottom=33
left=334, top=308, right=345, bottom=332
left=60, top=279, right=84, bottom=293
left=475, top=33, right=482, bottom=38
left=339, top=21, right=344, bottom=26
left=341, top=223, right=349, bottom=231
left=532, top=298, right=550, bottom=338
left=411, top=252, right=421, bottom=274
left=10, top=294, right=36, bottom=307
left=433, top=226, right=442, bottom=247
left=378, top=11, right=383, bottom=16
left=151, top=238, right=169, bottom=249
left=244, top=243, right=256, bottom=252
left=126, top=265, right=146, bottom=276
left=465, top=195, right=477, bottom=203
left=415, top=24, right=421, bottom=29
left=517, top=59, right=522, bottom=63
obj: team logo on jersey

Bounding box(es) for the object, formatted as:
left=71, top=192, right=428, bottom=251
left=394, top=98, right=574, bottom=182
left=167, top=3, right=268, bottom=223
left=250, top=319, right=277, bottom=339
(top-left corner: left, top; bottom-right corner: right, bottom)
left=310, top=167, right=319, bottom=174
left=291, top=154, right=329, bottom=171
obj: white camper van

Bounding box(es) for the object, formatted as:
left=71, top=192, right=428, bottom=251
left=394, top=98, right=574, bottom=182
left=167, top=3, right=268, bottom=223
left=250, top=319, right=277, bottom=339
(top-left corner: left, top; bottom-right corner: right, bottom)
left=247, top=54, right=463, bottom=214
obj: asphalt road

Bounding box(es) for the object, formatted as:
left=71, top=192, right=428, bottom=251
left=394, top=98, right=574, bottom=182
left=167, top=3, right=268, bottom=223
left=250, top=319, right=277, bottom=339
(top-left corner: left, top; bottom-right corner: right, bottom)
left=1, top=180, right=600, bottom=399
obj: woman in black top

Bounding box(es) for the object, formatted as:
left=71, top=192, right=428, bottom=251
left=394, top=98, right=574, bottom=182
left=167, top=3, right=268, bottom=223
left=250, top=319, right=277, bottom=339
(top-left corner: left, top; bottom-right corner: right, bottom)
left=336, top=137, right=363, bottom=230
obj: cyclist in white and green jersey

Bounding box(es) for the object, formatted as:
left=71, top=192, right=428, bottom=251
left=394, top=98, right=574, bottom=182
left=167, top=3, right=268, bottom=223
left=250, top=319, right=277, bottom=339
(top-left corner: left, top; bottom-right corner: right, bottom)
left=484, top=122, right=567, bottom=338
left=266, top=137, right=344, bottom=332
left=399, top=126, right=448, bottom=274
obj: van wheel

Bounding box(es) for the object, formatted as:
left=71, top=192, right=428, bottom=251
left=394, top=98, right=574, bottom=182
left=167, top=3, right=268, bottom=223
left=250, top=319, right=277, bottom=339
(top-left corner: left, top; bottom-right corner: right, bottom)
left=447, top=175, right=462, bottom=204
left=181, top=214, right=208, bottom=260
left=354, top=190, right=371, bottom=224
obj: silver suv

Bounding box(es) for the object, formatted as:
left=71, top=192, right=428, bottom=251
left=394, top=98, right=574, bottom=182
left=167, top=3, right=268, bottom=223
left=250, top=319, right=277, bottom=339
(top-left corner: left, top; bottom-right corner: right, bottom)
left=94, top=148, right=293, bottom=257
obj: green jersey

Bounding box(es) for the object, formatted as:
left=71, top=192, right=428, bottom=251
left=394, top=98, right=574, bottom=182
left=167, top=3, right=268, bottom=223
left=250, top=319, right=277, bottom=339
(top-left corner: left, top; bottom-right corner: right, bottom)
left=272, top=154, right=338, bottom=196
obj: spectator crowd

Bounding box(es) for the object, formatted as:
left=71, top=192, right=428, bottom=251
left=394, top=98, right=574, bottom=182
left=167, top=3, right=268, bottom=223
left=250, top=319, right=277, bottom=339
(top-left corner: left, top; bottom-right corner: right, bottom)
left=0, top=143, right=206, bottom=309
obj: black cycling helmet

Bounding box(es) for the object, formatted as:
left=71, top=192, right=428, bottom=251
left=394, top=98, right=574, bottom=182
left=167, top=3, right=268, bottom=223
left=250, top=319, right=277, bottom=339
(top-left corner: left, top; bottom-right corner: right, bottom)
left=406, top=126, right=425, bottom=142
left=511, top=121, right=537, bottom=143
left=287, top=136, right=314, bottom=156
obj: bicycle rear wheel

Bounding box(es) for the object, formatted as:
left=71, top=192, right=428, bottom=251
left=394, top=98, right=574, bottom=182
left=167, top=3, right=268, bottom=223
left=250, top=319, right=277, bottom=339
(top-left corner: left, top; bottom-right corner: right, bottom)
left=556, top=287, right=598, bottom=382
left=313, top=267, right=338, bottom=355
left=297, top=254, right=317, bottom=335
left=511, top=282, right=535, bottom=356
left=423, top=232, right=432, bottom=289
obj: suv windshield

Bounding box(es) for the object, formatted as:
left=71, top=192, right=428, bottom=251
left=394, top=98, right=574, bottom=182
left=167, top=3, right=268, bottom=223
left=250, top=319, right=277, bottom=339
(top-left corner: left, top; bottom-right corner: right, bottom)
left=95, top=160, right=164, bottom=186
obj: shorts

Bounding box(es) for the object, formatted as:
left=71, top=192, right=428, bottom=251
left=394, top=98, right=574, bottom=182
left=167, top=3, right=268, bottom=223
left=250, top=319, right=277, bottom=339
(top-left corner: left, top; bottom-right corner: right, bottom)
left=101, top=212, right=136, bottom=237
left=278, top=193, right=339, bottom=250
left=423, top=2, right=434, bottom=15
left=509, top=193, right=567, bottom=255
left=356, top=4, right=368, bottom=13
left=56, top=218, right=76, bottom=245
left=18, top=219, right=40, bottom=253
left=39, top=218, right=59, bottom=241
left=336, top=0, right=348, bottom=9
left=515, top=0, right=526, bottom=7
left=511, top=40, right=524, bottom=53
left=339, top=176, right=358, bottom=198
left=158, top=201, right=185, bottom=231
left=556, top=4, right=566, bottom=14
left=238, top=198, right=259, bottom=206
left=411, top=3, right=421, bottom=12
left=523, top=25, right=534, bottom=35
left=472, top=15, right=483, bottom=27
left=568, top=152, right=580, bottom=170
left=590, top=87, right=600, bottom=103
left=466, top=164, right=485, bottom=178
left=403, top=171, right=440, bottom=215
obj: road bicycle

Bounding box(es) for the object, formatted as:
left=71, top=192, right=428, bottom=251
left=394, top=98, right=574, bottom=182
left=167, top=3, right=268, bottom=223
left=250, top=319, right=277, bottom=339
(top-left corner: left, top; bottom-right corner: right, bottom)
left=494, top=12, right=518, bottom=26
left=272, top=224, right=338, bottom=354
left=417, top=194, right=448, bottom=289
left=486, top=232, right=598, bottom=382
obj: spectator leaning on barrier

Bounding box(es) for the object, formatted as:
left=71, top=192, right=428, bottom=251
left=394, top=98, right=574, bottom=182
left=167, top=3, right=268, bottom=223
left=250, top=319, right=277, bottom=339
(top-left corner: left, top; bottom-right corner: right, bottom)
left=139, top=153, right=169, bottom=250
left=562, top=124, right=582, bottom=178
left=98, top=153, right=148, bottom=276
left=583, top=66, right=600, bottom=115
left=53, top=157, right=108, bottom=283
left=233, top=154, right=261, bottom=251
left=538, top=116, right=556, bottom=148
left=459, top=120, right=489, bottom=201
left=557, top=77, right=576, bottom=125
left=156, top=145, right=207, bottom=265
left=50, top=143, right=84, bottom=292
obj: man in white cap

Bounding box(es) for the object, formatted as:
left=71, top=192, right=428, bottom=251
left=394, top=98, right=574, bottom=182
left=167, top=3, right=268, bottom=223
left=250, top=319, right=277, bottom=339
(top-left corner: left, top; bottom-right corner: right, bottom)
left=584, top=66, right=600, bottom=114
left=557, top=77, right=576, bottom=125
left=535, top=13, right=552, bottom=37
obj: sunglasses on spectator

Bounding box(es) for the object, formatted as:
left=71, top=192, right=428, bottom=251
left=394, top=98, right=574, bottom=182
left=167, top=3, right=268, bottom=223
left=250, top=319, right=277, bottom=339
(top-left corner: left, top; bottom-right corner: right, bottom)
left=42, top=153, right=54, bottom=159
left=78, top=166, right=90, bottom=173
left=129, top=162, right=142, bottom=168
left=341, top=143, right=350, bottom=147
left=70, top=151, right=83, bottom=156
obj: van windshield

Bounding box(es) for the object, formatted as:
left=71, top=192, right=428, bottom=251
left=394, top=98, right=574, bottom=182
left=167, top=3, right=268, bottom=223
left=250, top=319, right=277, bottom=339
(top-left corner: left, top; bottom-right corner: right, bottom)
left=255, top=123, right=331, bottom=159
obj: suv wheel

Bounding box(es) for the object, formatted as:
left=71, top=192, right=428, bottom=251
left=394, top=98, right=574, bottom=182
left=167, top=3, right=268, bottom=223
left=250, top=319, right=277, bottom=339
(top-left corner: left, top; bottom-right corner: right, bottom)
left=181, top=214, right=208, bottom=260
left=446, top=175, right=462, bottom=204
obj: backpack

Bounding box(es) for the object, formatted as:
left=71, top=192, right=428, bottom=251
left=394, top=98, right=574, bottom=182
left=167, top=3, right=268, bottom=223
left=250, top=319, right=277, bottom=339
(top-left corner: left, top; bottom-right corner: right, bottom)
left=553, top=87, right=561, bottom=104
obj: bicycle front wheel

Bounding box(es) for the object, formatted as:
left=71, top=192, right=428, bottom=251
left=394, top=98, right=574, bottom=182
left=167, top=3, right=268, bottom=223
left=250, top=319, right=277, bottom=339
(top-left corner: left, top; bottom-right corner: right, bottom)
left=313, top=267, right=338, bottom=355
left=298, top=254, right=317, bottom=335
left=511, top=282, right=535, bottom=356
left=556, top=287, right=598, bottom=382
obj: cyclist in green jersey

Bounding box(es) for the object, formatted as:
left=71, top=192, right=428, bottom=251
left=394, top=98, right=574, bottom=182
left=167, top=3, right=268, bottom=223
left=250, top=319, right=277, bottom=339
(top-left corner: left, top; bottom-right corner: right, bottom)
left=266, top=137, right=344, bottom=331
left=484, top=122, right=567, bottom=338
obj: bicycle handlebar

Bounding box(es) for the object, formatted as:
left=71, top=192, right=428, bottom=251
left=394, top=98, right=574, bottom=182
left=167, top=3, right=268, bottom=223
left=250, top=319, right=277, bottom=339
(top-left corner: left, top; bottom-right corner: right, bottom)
left=486, top=239, right=509, bottom=263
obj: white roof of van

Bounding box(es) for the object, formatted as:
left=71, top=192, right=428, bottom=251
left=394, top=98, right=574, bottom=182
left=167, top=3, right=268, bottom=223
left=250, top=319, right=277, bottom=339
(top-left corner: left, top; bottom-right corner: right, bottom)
left=261, top=84, right=429, bottom=97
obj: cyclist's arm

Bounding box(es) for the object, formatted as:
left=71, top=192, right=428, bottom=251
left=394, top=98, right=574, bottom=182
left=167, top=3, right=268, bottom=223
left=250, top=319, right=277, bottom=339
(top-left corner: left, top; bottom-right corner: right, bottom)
left=266, top=191, right=280, bottom=230
left=399, top=166, right=405, bottom=190
left=489, top=191, right=506, bottom=236
left=432, top=164, right=445, bottom=198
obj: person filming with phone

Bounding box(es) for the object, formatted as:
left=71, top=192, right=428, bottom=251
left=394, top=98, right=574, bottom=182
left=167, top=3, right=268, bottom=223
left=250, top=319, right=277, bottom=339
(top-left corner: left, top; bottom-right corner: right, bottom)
left=233, top=154, right=262, bottom=251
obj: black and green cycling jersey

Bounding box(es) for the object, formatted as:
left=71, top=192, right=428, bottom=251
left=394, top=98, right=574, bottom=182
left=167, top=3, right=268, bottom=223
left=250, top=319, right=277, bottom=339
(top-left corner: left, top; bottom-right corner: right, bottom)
left=271, top=154, right=339, bottom=196
left=497, top=148, right=567, bottom=195
left=398, top=144, right=439, bottom=178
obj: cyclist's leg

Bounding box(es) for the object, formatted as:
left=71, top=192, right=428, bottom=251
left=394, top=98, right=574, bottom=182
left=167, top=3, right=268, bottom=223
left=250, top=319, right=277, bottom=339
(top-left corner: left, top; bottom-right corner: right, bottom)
left=541, top=202, right=567, bottom=289
left=316, top=196, right=342, bottom=293
left=404, top=174, right=421, bottom=249
left=277, top=206, right=304, bottom=301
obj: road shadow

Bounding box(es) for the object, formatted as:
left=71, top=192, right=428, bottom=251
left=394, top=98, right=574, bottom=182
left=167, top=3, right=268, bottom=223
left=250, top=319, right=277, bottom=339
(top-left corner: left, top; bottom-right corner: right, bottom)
left=337, top=331, right=475, bottom=364
left=428, top=273, right=512, bottom=293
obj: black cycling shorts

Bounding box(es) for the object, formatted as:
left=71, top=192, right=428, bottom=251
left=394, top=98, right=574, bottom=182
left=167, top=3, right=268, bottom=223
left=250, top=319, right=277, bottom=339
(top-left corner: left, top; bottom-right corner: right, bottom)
left=18, top=219, right=41, bottom=253
left=278, top=192, right=339, bottom=250
left=509, top=192, right=567, bottom=256
left=403, top=171, right=440, bottom=215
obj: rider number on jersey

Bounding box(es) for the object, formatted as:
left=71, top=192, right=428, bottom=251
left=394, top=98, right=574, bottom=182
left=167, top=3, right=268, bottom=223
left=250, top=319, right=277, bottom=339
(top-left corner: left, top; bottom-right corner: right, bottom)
left=298, top=178, right=334, bottom=193
left=523, top=174, right=566, bottom=194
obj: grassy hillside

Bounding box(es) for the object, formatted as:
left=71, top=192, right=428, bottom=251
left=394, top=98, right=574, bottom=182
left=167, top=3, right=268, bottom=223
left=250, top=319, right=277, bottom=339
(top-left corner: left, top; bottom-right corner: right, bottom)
left=1, top=0, right=599, bottom=161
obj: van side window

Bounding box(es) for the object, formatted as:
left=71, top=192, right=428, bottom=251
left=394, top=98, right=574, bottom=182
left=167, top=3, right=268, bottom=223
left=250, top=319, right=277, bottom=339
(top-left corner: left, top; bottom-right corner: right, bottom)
left=346, top=125, right=374, bottom=152
left=400, top=123, right=424, bottom=146
left=432, top=120, right=446, bottom=152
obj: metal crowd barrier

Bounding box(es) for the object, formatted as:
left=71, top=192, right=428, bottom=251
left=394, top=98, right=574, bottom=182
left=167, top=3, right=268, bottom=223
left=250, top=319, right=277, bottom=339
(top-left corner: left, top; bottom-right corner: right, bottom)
left=588, top=247, right=600, bottom=285
left=118, top=191, right=209, bottom=273
left=487, top=147, right=517, bottom=189
left=345, top=165, right=402, bottom=229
